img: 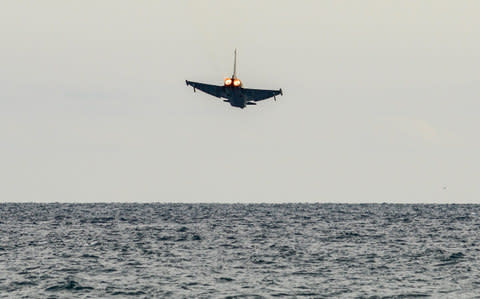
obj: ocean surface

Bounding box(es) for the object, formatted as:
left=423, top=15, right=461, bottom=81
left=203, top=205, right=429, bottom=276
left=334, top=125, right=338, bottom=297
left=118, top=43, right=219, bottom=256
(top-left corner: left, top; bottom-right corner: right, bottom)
left=0, top=203, right=479, bottom=298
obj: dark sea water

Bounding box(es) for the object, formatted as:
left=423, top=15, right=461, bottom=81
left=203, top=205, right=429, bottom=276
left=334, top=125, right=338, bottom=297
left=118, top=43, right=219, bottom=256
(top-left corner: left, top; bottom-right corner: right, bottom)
left=1, top=203, right=479, bottom=298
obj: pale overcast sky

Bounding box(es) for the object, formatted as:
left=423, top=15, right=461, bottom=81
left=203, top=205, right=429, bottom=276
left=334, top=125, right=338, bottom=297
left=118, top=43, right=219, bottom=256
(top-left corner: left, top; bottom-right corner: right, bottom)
left=1, top=1, right=479, bottom=203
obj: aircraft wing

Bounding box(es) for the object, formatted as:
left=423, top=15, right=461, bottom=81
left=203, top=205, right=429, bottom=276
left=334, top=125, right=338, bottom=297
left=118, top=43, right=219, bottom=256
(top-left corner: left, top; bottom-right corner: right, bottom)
left=186, top=80, right=225, bottom=98
left=242, top=87, right=283, bottom=102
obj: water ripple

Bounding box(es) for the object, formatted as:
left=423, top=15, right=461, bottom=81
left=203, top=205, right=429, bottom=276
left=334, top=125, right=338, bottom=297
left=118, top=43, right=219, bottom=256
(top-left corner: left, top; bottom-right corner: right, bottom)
left=1, top=203, right=479, bottom=297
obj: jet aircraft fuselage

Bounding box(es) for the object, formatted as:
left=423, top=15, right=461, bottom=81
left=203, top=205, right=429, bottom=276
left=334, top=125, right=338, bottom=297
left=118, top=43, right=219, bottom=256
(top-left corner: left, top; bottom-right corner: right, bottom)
left=224, top=85, right=245, bottom=108
left=186, top=50, right=283, bottom=109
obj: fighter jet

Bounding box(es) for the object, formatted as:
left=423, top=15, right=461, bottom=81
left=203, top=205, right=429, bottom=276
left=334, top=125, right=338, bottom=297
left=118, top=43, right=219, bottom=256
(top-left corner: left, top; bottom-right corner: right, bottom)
left=186, top=50, right=283, bottom=109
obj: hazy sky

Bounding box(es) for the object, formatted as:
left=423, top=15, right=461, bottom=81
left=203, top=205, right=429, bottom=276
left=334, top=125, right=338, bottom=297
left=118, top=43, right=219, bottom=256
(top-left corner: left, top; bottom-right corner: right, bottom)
left=1, top=1, right=479, bottom=203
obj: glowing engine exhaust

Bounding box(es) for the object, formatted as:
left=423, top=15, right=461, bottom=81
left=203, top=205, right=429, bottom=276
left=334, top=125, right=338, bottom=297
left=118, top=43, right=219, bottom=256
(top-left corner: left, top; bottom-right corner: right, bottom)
left=224, top=78, right=242, bottom=87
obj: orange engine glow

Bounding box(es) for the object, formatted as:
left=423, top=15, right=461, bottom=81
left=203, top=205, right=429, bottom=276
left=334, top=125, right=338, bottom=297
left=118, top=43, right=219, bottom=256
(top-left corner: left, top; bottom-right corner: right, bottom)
left=233, top=79, right=241, bottom=87
left=224, top=78, right=232, bottom=86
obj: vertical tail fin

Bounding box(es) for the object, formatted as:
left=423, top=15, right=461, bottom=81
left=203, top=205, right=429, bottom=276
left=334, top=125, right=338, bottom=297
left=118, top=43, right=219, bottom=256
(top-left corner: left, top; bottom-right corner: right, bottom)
left=232, top=49, right=237, bottom=78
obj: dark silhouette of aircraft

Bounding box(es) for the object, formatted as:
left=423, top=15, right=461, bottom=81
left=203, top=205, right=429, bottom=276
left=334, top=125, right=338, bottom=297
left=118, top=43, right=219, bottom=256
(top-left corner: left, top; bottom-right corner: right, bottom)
left=186, top=49, right=283, bottom=108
